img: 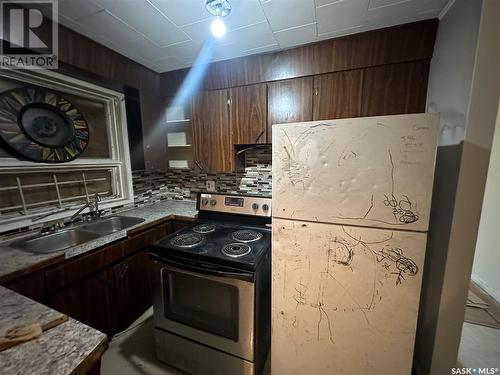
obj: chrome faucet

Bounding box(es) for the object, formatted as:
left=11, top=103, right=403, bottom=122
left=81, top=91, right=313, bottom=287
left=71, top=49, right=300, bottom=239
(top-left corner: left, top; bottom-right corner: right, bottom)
left=69, top=193, right=102, bottom=223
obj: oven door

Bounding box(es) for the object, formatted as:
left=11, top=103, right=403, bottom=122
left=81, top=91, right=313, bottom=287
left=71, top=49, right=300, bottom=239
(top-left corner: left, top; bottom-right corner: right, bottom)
left=150, top=257, right=255, bottom=362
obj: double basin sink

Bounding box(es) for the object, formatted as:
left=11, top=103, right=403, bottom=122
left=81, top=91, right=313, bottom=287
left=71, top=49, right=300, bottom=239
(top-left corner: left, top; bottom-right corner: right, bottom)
left=13, top=216, right=145, bottom=254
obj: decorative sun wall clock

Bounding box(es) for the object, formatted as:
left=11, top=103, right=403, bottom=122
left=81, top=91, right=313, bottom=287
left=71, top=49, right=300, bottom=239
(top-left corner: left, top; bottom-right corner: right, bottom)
left=0, top=86, right=89, bottom=163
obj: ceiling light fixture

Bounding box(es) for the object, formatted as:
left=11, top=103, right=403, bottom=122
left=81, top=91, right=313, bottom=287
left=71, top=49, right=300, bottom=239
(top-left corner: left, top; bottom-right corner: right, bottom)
left=210, top=18, right=226, bottom=38
left=206, top=0, right=231, bottom=38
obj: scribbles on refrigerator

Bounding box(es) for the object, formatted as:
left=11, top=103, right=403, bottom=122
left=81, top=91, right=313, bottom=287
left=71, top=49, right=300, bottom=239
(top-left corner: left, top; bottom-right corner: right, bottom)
left=271, top=218, right=428, bottom=374
left=272, top=113, right=439, bottom=232
left=375, top=246, right=419, bottom=286
left=339, top=225, right=418, bottom=286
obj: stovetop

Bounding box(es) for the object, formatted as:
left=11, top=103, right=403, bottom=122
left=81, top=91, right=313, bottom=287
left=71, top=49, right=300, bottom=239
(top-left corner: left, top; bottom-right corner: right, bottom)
left=150, top=220, right=271, bottom=271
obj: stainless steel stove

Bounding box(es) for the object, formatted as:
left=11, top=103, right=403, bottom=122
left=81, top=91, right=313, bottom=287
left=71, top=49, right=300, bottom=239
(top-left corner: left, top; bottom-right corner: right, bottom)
left=149, top=193, right=272, bottom=375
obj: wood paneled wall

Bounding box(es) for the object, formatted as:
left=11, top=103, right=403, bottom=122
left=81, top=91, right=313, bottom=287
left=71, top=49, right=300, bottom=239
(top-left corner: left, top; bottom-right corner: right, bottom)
left=160, top=19, right=438, bottom=95
left=55, top=25, right=161, bottom=169
left=57, top=25, right=160, bottom=95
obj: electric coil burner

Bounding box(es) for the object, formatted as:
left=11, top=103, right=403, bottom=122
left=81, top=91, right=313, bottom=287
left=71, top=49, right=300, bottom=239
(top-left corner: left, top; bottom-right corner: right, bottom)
left=169, top=233, right=204, bottom=248
left=222, top=243, right=252, bottom=258
left=232, top=229, right=263, bottom=242
left=192, top=223, right=216, bottom=234
left=149, top=193, right=272, bottom=375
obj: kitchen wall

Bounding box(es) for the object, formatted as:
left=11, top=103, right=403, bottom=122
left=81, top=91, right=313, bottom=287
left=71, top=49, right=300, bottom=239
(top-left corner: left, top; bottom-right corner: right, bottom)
left=472, top=101, right=500, bottom=303
left=414, top=0, right=483, bottom=374
left=133, top=145, right=272, bottom=203
left=416, top=0, right=500, bottom=373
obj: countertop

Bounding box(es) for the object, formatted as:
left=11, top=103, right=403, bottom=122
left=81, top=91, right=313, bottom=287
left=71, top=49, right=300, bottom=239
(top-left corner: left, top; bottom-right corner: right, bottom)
left=0, top=285, right=107, bottom=375
left=0, top=199, right=198, bottom=282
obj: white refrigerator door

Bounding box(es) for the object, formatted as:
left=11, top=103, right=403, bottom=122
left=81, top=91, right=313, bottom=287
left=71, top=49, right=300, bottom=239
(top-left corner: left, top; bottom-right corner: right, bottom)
left=272, top=113, right=439, bottom=232
left=271, top=218, right=427, bottom=375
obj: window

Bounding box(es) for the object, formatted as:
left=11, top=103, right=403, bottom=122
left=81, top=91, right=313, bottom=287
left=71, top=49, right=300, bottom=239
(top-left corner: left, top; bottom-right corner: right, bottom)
left=0, top=69, right=133, bottom=232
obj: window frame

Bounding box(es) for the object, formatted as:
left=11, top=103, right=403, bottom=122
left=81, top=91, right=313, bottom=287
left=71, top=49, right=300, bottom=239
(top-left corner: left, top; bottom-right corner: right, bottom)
left=0, top=69, right=134, bottom=232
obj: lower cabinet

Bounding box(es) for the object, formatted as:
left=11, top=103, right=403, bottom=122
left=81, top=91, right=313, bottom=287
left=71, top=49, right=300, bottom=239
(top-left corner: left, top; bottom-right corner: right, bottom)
left=107, top=251, right=151, bottom=334
left=47, top=268, right=114, bottom=335
left=46, top=251, right=151, bottom=337
left=2, top=218, right=194, bottom=337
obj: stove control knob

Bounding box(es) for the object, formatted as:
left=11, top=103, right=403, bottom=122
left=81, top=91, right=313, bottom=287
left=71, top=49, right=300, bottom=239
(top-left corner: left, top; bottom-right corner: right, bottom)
left=262, top=204, right=269, bottom=211
left=210, top=199, right=217, bottom=206
left=252, top=203, right=259, bottom=210
left=201, top=198, right=209, bottom=206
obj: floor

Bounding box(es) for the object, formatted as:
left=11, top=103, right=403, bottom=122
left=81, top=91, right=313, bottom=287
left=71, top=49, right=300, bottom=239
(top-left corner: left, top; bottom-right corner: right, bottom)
left=101, top=308, right=183, bottom=375
left=458, top=284, right=500, bottom=369
left=104, top=303, right=500, bottom=374
left=459, top=322, right=500, bottom=369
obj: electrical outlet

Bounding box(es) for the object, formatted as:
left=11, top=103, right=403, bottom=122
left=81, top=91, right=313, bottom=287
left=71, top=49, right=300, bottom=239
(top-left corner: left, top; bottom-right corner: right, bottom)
left=206, top=180, right=216, bottom=192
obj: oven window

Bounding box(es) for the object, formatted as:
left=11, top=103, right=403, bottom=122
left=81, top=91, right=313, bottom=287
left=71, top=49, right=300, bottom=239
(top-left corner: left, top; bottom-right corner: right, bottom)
left=163, top=270, right=239, bottom=341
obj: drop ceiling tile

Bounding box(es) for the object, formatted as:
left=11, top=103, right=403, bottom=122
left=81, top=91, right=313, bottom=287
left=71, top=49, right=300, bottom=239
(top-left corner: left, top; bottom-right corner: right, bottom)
left=368, top=0, right=410, bottom=10
left=315, top=0, right=344, bottom=8
left=125, top=36, right=174, bottom=62
left=224, top=21, right=277, bottom=51
left=149, top=0, right=209, bottom=26
left=316, top=24, right=365, bottom=40
left=212, top=43, right=247, bottom=62
left=262, top=0, right=316, bottom=32
left=59, top=0, right=103, bottom=21
left=224, top=0, right=268, bottom=31
left=365, top=0, right=441, bottom=27
left=242, top=43, right=278, bottom=55
left=181, top=19, right=213, bottom=44
left=155, top=56, right=186, bottom=71
left=95, top=0, right=189, bottom=47
left=316, top=0, right=369, bottom=35
left=274, top=22, right=318, bottom=49
left=78, top=10, right=143, bottom=48
left=161, top=41, right=204, bottom=63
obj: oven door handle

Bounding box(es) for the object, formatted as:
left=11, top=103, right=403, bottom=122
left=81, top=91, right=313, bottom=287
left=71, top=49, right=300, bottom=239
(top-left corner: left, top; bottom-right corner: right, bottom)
left=151, top=254, right=254, bottom=282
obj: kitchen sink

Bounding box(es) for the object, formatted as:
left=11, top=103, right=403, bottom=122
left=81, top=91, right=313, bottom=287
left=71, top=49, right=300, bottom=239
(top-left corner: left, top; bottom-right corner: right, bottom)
left=80, top=215, right=145, bottom=235
left=13, top=229, right=101, bottom=254
left=12, top=215, right=145, bottom=254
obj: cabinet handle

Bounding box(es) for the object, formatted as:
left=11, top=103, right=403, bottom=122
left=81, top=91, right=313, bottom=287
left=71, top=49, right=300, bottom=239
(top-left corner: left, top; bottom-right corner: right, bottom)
left=98, top=275, right=112, bottom=286
left=254, top=130, right=265, bottom=143
left=118, top=263, right=129, bottom=279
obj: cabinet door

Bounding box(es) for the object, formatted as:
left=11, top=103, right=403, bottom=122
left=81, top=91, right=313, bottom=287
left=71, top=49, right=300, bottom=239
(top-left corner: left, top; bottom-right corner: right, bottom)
left=192, top=89, right=233, bottom=172
left=312, top=70, right=363, bottom=120
left=4, top=271, right=46, bottom=303
left=46, top=270, right=113, bottom=335
left=267, top=77, right=313, bottom=142
left=361, top=61, right=429, bottom=117
left=108, top=251, right=151, bottom=334
left=229, top=83, right=267, bottom=144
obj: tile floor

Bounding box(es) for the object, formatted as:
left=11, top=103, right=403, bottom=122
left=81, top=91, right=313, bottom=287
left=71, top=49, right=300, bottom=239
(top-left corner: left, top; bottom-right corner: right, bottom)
left=459, top=322, right=500, bottom=369
left=101, top=308, right=183, bottom=375
left=103, top=307, right=500, bottom=374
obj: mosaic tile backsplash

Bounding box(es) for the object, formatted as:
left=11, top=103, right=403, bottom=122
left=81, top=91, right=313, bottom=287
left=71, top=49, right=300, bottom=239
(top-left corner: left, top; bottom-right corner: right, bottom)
left=132, top=145, right=272, bottom=204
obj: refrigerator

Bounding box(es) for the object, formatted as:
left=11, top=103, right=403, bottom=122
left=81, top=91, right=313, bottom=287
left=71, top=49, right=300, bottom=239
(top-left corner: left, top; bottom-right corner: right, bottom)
left=271, top=113, right=439, bottom=375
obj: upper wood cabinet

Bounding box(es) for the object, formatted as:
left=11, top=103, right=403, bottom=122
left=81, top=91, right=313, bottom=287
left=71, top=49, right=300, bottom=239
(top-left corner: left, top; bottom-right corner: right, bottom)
left=312, top=71, right=363, bottom=121
left=267, top=77, right=313, bottom=142
left=192, top=89, right=233, bottom=172
left=361, top=61, right=429, bottom=117
left=229, top=83, right=267, bottom=144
